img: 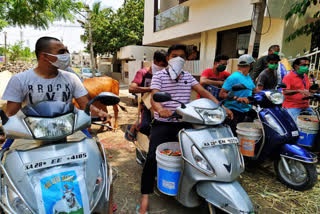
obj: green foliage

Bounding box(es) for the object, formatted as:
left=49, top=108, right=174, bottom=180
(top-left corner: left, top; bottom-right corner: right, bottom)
left=0, top=47, right=5, bottom=56
left=285, top=0, right=320, bottom=42
left=6, top=41, right=33, bottom=61
left=81, top=0, right=144, bottom=55
left=0, top=0, right=83, bottom=31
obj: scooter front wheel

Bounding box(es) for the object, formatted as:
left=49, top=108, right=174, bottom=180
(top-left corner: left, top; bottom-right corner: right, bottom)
left=274, top=158, right=317, bottom=191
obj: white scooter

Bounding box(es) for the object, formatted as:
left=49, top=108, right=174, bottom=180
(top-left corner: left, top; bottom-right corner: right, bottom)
left=0, top=92, right=119, bottom=214
left=133, top=92, right=254, bottom=214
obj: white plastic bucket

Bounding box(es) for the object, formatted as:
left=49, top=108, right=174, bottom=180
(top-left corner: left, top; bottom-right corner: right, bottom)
left=296, top=116, right=319, bottom=147
left=236, top=123, right=262, bottom=157
left=156, top=142, right=182, bottom=196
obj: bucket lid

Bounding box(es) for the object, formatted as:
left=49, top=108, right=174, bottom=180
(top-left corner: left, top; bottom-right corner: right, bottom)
left=236, top=122, right=262, bottom=134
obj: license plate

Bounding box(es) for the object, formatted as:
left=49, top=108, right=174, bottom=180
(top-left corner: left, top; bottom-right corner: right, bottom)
left=24, top=152, right=88, bottom=172
left=203, top=137, right=239, bottom=148
left=292, top=131, right=299, bottom=137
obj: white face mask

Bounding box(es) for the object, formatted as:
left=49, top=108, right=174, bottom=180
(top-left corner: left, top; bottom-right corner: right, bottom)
left=168, top=56, right=185, bottom=80
left=151, top=62, right=164, bottom=74
left=46, top=53, right=70, bottom=70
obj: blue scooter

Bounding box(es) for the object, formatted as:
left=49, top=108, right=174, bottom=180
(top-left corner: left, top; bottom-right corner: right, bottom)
left=232, top=84, right=318, bottom=191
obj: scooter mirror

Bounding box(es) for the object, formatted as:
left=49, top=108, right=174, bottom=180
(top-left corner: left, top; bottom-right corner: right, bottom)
left=277, top=83, right=287, bottom=89
left=226, top=91, right=235, bottom=100
left=153, top=92, right=172, bottom=102
left=85, top=92, right=120, bottom=114
left=95, top=92, right=120, bottom=106
left=232, top=84, right=247, bottom=91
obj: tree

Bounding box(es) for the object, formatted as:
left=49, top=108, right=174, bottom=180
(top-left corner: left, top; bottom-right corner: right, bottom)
left=0, top=0, right=83, bottom=31
left=81, top=0, right=144, bottom=55
left=8, top=41, right=24, bottom=62
left=285, top=0, right=320, bottom=42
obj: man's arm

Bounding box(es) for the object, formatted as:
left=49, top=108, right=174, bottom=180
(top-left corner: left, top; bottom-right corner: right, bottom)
left=200, top=77, right=224, bottom=87
left=75, top=94, right=111, bottom=120
left=193, top=84, right=219, bottom=104
left=5, top=101, right=22, bottom=117
left=129, top=82, right=152, bottom=93
left=193, top=84, right=233, bottom=119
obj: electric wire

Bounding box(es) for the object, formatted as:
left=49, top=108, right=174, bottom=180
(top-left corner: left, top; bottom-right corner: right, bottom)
left=250, top=2, right=272, bottom=35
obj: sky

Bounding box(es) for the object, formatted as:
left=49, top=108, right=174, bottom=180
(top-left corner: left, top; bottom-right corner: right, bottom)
left=0, top=0, right=124, bottom=53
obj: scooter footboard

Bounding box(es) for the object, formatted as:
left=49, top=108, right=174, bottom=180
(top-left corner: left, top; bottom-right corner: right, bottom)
left=196, top=181, right=254, bottom=214
left=281, top=144, right=318, bottom=163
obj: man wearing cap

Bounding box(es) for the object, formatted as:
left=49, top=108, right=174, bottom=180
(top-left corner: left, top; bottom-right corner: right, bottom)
left=219, top=54, right=258, bottom=135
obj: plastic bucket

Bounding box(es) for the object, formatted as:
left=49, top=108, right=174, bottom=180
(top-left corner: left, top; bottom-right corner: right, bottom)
left=236, top=123, right=262, bottom=157
left=296, top=116, right=319, bottom=147
left=156, top=142, right=182, bottom=196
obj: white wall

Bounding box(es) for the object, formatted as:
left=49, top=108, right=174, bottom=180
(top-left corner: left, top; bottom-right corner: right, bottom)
left=117, top=45, right=168, bottom=61
left=144, top=0, right=253, bottom=45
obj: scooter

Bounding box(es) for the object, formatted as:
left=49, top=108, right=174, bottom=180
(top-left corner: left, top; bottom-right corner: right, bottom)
left=232, top=84, right=318, bottom=191
left=134, top=92, right=254, bottom=214
left=0, top=92, right=119, bottom=214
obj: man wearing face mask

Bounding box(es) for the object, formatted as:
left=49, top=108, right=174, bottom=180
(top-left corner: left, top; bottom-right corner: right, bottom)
left=282, top=57, right=314, bottom=121
left=125, top=50, right=168, bottom=141
left=250, top=45, right=280, bottom=81
left=2, top=37, right=110, bottom=121
left=199, top=55, right=230, bottom=99
left=219, top=54, right=258, bottom=136
left=256, top=54, right=280, bottom=90
left=136, top=44, right=233, bottom=214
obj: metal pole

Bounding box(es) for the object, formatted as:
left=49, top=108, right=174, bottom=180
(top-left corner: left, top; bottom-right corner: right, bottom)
left=4, top=32, right=7, bottom=69
left=248, top=0, right=266, bottom=58
left=87, top=10, right=96, bottom=77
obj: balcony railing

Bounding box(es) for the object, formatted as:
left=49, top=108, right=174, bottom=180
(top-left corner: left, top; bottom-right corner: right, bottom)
left=155, top=5, right=189, bottom=32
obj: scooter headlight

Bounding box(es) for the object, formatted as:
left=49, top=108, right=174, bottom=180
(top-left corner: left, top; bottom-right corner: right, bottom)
left=25, top=113, right=74, bottom=140
left=191, top=145, right=214, bottom=175
left=7, top=187, right=32, bottom=214
left=265, top=113, right=285, bottom=135
left=195, top=107, right=226, bottom=125
left=268, top=91, right=284, bottom=105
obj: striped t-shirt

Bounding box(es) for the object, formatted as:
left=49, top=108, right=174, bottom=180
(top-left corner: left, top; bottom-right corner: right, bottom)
left=151, top=69, right=199, bottom=122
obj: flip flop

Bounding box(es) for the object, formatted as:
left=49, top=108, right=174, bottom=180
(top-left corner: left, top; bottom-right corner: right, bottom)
left=136, top=205, right=148, bottom=214
left=124, top=125, right=137, bottom=142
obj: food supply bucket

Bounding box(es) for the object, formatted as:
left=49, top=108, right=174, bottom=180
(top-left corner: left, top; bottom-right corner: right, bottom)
left=156, top=142, right=182, bottom=196
left=236, top=122, right=262, bottom=157
left=297, top=115, right=319, bottom=147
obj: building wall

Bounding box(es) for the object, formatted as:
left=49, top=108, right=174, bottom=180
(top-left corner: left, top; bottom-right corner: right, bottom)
left=281, top=4, right=320, bottom=58
left=160, top=0, right=179, bottom=13
left=117, top=45, right=168, bottom=61
left=144, top=0, right=253, bottom=45
left=259, top=18, right=285, bottom=57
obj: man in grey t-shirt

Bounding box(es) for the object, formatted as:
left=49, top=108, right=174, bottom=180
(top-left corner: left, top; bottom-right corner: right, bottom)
left=2, top=36, right=109, bottom=120
left=256, top=54, right=280, bottom=91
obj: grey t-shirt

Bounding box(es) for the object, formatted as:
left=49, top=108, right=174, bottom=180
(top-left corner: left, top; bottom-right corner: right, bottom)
left=2, top=68, right=88, bottom=105
left=256, top=68, right=278, bottom=90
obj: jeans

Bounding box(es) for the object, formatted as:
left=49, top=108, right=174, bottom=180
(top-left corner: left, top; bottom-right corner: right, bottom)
left=140, top=121, right=188, bottom=194
left=286, top=107, right=314, bottom=121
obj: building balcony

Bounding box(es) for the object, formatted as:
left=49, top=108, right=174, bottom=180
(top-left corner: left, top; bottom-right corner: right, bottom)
left=155, top=5, right=189, bottom=32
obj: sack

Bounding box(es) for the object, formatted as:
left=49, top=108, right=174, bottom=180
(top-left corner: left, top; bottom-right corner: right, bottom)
left=203, top=84, right=222, bottom=101
left=138, top=106, right=152, bottom=136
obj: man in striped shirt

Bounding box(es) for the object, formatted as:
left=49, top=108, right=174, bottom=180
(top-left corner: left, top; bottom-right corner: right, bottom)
left=137, top=44, right=233, bottom=214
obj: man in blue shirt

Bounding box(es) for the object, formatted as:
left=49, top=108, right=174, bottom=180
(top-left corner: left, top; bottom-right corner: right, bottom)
left=219, top=54, right=258, bottom=135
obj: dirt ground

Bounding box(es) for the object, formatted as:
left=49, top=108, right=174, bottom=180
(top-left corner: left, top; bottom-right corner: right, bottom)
left=97, top=87, right=320, bottom=214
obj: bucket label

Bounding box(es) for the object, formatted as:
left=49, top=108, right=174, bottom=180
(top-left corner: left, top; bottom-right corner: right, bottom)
left=157, top=167, right=181, bottom=196
left=240, top=139, right=255, bottom=157
left=162, top=180, right=175, bottom=189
